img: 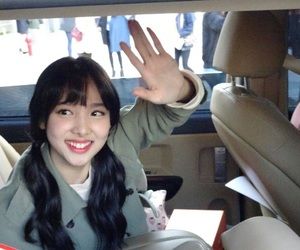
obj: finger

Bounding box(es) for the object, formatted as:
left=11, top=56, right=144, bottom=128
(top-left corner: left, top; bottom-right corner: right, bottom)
left=128, top=20, right=156, bottom=59
left=147, top=27, right=166, bottom=55
left=128, top=20, right=153, bottom=60
left=120, top=42, right=145, bottom=73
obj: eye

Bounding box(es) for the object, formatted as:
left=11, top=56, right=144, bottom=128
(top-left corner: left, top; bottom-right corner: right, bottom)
left=57, top=109, right=72, bottom=116
left=91, top=110, right=106, bottom=117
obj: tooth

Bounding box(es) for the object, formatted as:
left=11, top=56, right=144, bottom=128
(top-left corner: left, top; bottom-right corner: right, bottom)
left=68, top=141, right=90, bottom=149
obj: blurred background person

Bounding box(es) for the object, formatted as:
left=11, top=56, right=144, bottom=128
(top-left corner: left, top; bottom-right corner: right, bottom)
left=174, top=12, right=195, bottom=72
left=202, top=11, right=226, bottom=69
left=98, top=16, right=130, bottom=77
left=16, top=19, right=30, bottom=55
left=288, top=10, right=300, bottom=59
left=201, top=11, right=226, bottom=88
left=60, top=17, right=75, bottom=57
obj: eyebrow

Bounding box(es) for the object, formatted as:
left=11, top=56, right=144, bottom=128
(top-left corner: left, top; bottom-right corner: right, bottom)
left=90, top=102, right=105, bottom=108
left=56, top=102, right=105, bottom=107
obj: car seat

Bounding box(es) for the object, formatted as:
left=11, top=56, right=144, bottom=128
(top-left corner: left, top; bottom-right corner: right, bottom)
left=0, top=135, right=20, bottom=187
left=123, top=229, right=211, bottom=250
left=210, top=9, right=300, bottom=246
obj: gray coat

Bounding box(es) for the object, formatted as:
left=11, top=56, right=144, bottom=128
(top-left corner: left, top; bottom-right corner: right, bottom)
left=0, top=99, right=196, bottom=249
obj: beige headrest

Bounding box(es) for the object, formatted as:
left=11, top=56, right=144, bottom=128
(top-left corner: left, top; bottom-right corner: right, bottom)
left=213, top=11, right=286, bottom=78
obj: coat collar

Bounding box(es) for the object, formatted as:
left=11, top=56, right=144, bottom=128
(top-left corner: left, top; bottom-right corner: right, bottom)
left=6, top=143, right=87, bottom=226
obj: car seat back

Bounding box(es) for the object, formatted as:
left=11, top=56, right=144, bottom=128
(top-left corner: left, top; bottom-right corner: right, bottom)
left=210, top=11, right=300, bottom=235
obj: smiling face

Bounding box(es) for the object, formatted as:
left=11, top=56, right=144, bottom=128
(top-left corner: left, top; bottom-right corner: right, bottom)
left=45, top=81, right=111, bottom=181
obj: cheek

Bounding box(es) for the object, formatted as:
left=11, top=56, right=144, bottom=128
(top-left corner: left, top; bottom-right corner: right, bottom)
left=46, top=123, right=62, bottom=142
left=46, top=117, right=69, bottom=138
left=93, top=120, right=111, bottom=138
left=102, top=122, right=111, bottom=138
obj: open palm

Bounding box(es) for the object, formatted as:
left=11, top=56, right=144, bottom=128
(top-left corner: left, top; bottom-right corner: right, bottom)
left=121, top=20, right=188, bottom=104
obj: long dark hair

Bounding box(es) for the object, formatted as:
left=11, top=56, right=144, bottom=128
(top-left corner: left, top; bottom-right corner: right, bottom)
left=23, top=56, right=127, bottom=249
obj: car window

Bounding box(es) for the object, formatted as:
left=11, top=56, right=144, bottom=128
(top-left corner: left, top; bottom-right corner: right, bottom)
left=0, top=12, right=226, bottom=118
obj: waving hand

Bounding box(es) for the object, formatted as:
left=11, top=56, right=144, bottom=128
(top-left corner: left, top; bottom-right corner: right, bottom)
left=120, top=20, right=194, bottom=104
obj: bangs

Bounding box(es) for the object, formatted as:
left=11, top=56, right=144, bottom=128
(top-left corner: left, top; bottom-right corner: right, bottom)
left=59, top=77, right=89, bottom=106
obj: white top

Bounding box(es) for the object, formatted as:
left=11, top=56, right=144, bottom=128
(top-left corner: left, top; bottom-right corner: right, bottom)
left=70, top=167, right=92, bottom=202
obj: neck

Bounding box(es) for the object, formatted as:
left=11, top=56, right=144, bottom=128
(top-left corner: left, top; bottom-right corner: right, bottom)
left=58, top=164, right=90, bottom=185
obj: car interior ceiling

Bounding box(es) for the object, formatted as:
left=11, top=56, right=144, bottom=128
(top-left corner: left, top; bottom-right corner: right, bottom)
left=0, top=0, right=298, bottom=20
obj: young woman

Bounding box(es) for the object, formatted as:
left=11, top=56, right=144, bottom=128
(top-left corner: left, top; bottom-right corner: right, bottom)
left=0, top=20, right=205, bottom=249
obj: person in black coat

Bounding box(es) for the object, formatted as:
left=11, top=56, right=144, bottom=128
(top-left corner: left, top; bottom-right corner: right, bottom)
left=202, top=11, right=226, bottom=69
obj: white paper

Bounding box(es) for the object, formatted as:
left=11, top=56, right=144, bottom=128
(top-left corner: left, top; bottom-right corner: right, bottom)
left=226, top=176, right=275, bottom=214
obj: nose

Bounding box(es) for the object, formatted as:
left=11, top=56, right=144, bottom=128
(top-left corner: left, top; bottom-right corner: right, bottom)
left=71, top=112, right=91, bottom=136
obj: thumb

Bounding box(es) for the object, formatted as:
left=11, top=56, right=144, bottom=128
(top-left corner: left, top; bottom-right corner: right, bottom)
left=133, top=87, right=152, bottom=101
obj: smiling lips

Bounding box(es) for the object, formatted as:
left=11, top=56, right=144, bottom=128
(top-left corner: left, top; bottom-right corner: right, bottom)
left=66, top=140, right=93, bottom=153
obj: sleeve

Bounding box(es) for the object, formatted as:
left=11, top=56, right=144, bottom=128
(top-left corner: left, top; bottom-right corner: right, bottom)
left=115, top=71, right=205, bottom=153
left=180, top=13, right=195, bottom=37
left=167, top=70, right=206, bottom=110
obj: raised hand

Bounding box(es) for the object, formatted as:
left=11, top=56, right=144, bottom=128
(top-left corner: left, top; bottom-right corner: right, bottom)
left=120, top=20, right=194, bottom=105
